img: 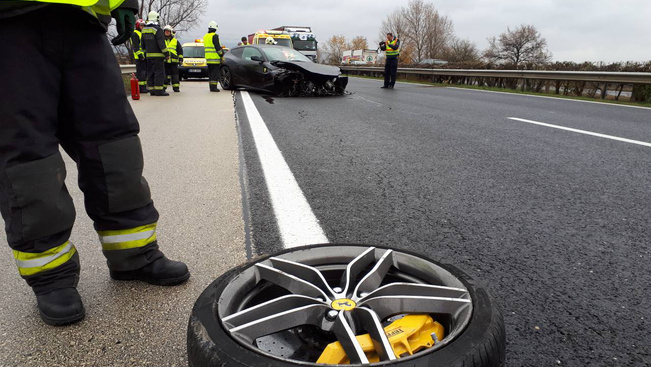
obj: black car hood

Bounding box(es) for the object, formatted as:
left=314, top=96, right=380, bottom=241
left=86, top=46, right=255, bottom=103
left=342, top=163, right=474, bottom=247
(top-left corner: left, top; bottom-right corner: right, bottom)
left=271, top=61, right=341, bottom=78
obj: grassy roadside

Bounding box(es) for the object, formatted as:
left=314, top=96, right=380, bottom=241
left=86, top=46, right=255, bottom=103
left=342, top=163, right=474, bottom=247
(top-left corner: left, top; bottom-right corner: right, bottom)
left=348, top=74, right=651, bottom=108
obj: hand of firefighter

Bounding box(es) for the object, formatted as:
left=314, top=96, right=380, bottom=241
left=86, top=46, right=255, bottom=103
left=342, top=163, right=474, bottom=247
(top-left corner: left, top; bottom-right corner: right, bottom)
left=111, top=9, right=136, bottom=46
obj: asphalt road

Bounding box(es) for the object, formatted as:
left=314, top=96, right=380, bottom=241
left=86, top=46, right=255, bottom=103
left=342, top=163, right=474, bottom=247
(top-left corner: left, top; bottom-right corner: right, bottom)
left=236, top=77, right=651, bottom=366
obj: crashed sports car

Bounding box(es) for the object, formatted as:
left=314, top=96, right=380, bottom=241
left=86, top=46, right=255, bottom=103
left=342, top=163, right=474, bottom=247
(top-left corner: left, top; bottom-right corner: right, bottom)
left=218, top=44, right=348, bottom=96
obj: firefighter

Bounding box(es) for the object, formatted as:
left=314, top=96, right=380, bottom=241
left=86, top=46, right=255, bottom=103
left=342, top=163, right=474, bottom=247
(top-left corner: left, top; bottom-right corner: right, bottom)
left=379, top=33, right=400, bottom=89
left=163, top=25, right=183, bottom=93
left=265, top=37, right=278, bottom=45
left=238, top=36, right=249, bottom=46
left=142, top=11, right=169, bottom=96
left=131, top=18, right=148, bottom=93
left=203, top=21, right=223, bottom=92
left=0, top=1, right=190, bottom=326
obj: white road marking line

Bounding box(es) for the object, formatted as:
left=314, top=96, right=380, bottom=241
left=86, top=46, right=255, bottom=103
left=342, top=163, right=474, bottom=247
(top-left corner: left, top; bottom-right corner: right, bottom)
left=240, top=91, right=328, bottom=248
left=451, top=87, right=651, bottom=110
left=508, top=117, right=651, bottom=148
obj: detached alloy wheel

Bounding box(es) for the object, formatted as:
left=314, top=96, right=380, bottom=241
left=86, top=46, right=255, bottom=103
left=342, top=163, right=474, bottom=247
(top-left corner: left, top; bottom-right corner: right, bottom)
left=220, top=66, right=234, bottom=90
left=188, top=244, right=505, bottom=366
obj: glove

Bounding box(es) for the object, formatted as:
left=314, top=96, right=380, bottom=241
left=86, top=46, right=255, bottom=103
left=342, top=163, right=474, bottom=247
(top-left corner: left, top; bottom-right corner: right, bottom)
left=138, top=54, right=145, bottom=61
left=111, top=9, right=136, bottom=46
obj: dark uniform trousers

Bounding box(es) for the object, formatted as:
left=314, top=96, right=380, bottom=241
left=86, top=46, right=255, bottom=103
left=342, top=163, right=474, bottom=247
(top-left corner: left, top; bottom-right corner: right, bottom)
left=0, top=8, right=163, bottom=294
left=136, top=59, right=148, bottom=87
left=384, top=57, right=398, bottom=87
left=164, top=63, right=180, bottom=89
left=147, top=58, right=166, bottom=92
left=208, top=64, right=221, bottom=90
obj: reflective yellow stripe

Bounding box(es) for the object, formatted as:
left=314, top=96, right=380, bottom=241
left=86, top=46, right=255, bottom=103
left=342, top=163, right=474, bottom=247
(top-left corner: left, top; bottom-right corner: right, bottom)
left=98, top=223, right=158, bottom=251
left=147, top=53, right=165, bottom=58
left=14, top=241, right=77, bottom=277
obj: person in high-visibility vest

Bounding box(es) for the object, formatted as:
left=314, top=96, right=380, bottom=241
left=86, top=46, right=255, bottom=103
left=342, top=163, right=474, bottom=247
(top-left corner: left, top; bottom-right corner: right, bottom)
left=238, top=36, right=250, bottom=46
left=380, top=33, right=401, bottom=89
left=163, top=25, right=183, bottom=93
left=203, top=20, right=224, bottom=92
left=142, top=11, right=169, bottom=96
left=131, top=19, right=148, bottom=93
left=0, top=1, right=190, bottom=326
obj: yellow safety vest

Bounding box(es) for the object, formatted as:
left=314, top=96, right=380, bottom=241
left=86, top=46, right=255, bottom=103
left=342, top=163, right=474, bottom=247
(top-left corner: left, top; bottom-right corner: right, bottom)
left=133, top=30, right=144, bottom=59
left=203, top=32, right=221, bottom=65
left=23, top=0, right=126, bottom=26
left=386, top=39, right=400, bottom=58
left=165, top=38, right=179, bottom=63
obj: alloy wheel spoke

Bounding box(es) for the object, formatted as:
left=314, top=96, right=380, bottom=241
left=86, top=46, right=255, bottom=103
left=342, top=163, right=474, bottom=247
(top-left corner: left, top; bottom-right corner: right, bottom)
left=339, top=247, right=376, bottom=297
left=229, top=304, right=330, bottom=344
left=351, top=250, right=394, bottom=299
left=255, top=263, right=329, bottom=300
left=359, top=295, right=471, bottom=320
left=358, top=282, right=468, bottom=302
left=222, top=294, right=323, bottom=329
left=269, top=257, right=337, bottom=299
left=332, top=311, right=370, bottom=364
left=354, top=307, right=397, bottom=361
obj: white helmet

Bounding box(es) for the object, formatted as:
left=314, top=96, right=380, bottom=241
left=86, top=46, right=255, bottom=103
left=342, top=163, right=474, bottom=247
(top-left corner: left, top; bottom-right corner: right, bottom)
left=208, top=21, right=218, bottom=29
left=265, top=37, right=277, bottom=45
left=164, top=25, right=174, bottom=32
left=148, top=11, right=159, bottom=22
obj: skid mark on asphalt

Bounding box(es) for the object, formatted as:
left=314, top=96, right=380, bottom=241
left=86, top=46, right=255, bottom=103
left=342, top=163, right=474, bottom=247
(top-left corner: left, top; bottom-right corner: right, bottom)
left=240, top=91, right=328, bottom=248
left=508, top=117, right=651, bottom=148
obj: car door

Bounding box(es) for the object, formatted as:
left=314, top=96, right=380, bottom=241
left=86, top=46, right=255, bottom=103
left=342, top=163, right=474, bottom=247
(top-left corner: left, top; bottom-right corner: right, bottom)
left=240, top=47, right=272, bottom=89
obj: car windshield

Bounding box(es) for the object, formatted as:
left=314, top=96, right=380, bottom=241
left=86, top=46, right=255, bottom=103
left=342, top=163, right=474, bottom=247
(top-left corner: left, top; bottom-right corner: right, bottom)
left=273, top=38, right=293, bottom=48
left=293, top=40, right=317, bottom=51
left=262, top=47, right=312, bottom=62
left=184, top=46, right=205, bottom=58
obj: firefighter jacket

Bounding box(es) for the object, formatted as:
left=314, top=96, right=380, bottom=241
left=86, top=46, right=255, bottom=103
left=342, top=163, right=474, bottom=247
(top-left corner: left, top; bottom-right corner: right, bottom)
left=203, top=31, right=223, bottom=64
left=385, top=38, right=400, bottom=59
left=165, top=37, right=183, bottom=64
left=0, top=0, right=138, bottom=30
left=142, top=23, right=168, bottom=59
left=131, top=29, right=144, bottom=59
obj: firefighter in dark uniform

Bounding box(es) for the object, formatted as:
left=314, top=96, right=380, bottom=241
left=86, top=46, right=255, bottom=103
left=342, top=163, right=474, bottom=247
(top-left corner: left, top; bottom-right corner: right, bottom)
left=380, top=33, right=400, bottom=89
left=163, top=25, right=183, bottom=93
left=203, top=20, right=223, bottom=92
left=0, top=0, right=190, bottom=326
left=131, top=18, right=148, bottom=93
left=142, top=11, right=169, bottom=96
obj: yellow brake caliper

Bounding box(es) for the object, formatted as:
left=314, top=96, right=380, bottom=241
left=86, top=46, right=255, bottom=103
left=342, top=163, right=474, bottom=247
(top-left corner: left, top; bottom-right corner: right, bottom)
left=316, top=314, right=444, bottom=364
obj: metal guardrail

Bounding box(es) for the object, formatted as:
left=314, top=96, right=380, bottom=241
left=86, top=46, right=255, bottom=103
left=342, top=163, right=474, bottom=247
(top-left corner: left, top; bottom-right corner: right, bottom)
left=120, top=64, right=136, bottom=74
left=339, top=66, right=651, bottom=84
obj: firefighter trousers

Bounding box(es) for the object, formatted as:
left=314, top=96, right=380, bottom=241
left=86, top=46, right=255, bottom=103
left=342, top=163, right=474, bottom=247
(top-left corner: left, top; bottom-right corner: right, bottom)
left=136, top=59, right=148, bottom=88
left=384, top=57, right=398, bottom=87
left=164, top=63, right=180, bottom=90
left=0, top=8, right=163, bottom=294
left=146, top=58, right=166, bottom=92
left=208, top=63, right=221, bottom=90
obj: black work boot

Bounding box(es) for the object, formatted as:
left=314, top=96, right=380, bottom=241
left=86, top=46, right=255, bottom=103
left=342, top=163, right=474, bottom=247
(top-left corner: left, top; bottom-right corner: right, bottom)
left=140, top=85, right=149, bottom=94
left=36, top=287, right=85, bottom=326
left=210, top=88, right=220, bottom=92
left=155, top=90, right=170, bottom=96
left=173, top=87, right=180, bottom=92
left=110, top=257, right=190, bottom=286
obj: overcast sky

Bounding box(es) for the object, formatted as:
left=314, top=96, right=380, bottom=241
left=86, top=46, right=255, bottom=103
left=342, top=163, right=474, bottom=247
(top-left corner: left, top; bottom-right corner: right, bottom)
left=182, top=0, right=650, bottom=63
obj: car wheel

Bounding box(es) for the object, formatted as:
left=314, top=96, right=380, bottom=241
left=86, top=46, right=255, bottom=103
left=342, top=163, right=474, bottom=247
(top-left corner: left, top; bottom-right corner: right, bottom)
left=220, top=66, right=234, bottom=90
left=188, top=244, right=505, bottom=366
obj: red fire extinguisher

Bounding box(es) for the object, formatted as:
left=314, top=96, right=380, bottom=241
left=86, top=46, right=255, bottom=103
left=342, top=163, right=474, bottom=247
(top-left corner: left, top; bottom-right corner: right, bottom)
left=130, top=73, right=140, bottom=100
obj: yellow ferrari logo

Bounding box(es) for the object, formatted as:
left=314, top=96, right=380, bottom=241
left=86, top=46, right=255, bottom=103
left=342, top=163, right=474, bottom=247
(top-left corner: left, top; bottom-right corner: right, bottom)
left=331, top=298, right=356, bottom=311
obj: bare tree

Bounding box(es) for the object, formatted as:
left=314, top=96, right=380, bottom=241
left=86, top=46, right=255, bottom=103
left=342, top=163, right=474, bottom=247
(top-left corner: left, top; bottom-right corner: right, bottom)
left=443, top=38, right=480, bottom=63
left=322, top=35, right=348, bottom=65
left=379, top=0, right=454, bottom=62
left=138, top=0, right=207, bottom=32
left=483, top=24, right=552, bottom=67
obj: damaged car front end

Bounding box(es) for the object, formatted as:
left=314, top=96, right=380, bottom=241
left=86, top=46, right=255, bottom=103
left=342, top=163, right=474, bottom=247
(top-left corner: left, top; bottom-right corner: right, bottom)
left=219, top=44, right=348, bottom=96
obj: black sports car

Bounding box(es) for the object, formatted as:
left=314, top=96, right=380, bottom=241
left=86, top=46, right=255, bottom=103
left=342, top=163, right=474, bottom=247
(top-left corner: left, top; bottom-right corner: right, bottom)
left=219, top=45, right=348, bottom=96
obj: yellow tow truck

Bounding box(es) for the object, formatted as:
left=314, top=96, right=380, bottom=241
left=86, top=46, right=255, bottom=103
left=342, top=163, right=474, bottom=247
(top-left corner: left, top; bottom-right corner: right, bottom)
left=247, top=30, right=293, bottom=48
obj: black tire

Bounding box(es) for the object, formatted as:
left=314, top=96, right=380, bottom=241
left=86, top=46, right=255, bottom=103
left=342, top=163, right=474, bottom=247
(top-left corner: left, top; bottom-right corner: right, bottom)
left=220, top=65, right=234, bottom=90
left=188, top=244, right=505, bottom=367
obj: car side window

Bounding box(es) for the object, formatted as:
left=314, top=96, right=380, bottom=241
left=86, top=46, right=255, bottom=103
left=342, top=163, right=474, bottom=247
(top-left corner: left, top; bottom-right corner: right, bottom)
left=242, top=47, right=263, bottom=61
left=229, top=48, right=244, bottom=58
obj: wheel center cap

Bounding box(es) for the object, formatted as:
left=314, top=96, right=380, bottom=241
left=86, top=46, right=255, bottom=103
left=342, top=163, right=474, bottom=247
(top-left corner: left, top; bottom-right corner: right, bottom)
left=331, top=298, right=356, bottom=311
